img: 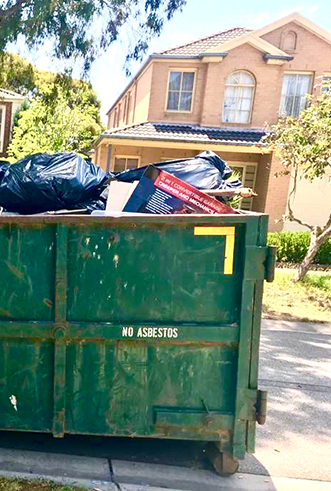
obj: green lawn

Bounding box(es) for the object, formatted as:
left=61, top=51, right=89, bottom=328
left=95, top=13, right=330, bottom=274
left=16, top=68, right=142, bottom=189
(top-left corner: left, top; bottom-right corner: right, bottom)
left=0, top=478, right=84, bottom=491
left=262, top=269, right=331, bottom=323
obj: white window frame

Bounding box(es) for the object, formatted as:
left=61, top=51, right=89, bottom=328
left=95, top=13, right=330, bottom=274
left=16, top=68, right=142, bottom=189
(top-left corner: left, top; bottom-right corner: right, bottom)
left=0, top=105, right=6, bottom=153
left=222, top=70, right=256, bottom=124
left=112, top=155, right=141, bottom=173
left=165, top=69, right=197, bottom=113
left=229, top=162, right=258, bottom=210
left=279, top=71, right=313, bottom=118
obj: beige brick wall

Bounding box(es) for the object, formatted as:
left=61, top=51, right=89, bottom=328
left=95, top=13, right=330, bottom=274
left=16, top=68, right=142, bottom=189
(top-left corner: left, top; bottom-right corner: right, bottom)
left=148, top=61, right=207, bottom=124
left=107, top=22, right=331, bottom=130
left=253, top=153, right=272, bottom=214
left=200, top=44, right=284, bottom=127
left=262, top=22, right=331, bottom=81
left=263, top=154, right=291, bottom=231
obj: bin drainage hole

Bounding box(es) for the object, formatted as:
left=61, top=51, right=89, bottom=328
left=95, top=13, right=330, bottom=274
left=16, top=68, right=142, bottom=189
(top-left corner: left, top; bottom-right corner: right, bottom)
left=108, top=458, right=122, bottom=490
left=9, top=395, right=18, bottom=411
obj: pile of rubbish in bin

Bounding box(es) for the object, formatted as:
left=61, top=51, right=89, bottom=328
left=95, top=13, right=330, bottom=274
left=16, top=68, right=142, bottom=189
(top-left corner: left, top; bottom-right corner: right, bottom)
left=0, top=151, right=256, bottom=215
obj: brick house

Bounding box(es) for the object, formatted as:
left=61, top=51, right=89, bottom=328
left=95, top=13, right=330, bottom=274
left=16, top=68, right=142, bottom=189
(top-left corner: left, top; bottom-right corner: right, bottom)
left=0, top=88, right=25, bottom=158
left=92, top=13, right=331, bottom=230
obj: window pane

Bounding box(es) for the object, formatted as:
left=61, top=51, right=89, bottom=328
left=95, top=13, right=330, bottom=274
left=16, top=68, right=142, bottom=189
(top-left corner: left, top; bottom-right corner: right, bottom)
left=167, top=91, right=180, bottom=110
left=282, top=75, right=296, bottom=96
left=241, top=86, right=253, bottom=98
left=239, top=72, right=254, bottom=85
left=223, top=110, right=237, bottom=123
left=280, top=74, right=312, bottom=116
left=182, top=72, right=194, bottom=91
left=179, top=92, right=192, bottom=111
left=169, top=72, right=181, bottom=91
left=322, top=77, right=331, bottom=93
left=114, top=158, right=126, bottom=172
left=297, top=75, right=311, bottom=95
left=223, top=82, right=253, bottom=123
left=127, top=158, right=139, bottom=169
left=237, top=110, right=250, bottom=123
left=227, top=71, right=254, bottom=85
left=227, top=72, right=241, bottom=85
left=239, top=98, right=252, bottom=111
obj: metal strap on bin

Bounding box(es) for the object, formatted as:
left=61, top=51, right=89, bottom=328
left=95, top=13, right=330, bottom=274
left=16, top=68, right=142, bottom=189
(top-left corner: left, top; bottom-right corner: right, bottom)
left=53, top=224, right=68, bottom=438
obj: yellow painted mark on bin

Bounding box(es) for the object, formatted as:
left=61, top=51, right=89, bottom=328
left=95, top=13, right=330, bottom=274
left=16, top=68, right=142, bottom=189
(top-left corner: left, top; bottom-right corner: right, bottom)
left=194, top=227, right=236, bottom=275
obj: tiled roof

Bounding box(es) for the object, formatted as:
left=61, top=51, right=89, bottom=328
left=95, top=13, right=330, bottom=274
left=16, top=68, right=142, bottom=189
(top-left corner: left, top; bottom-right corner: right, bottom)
left=103, top=122, right=265, bottom=146
left=161, top=28, right=250, bottom=56
left=0, top=88, right=25, bottom=100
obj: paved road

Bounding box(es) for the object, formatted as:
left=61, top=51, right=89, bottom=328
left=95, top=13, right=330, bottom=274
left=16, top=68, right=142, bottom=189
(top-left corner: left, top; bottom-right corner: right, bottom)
left=0, top=319, right=330, bottom=490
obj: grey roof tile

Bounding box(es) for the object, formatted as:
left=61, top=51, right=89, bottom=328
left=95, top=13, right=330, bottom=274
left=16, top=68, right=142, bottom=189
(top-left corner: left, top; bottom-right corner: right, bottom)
left=160, top=28, right=250, bottom=56
left=105, top=122, right=265, bottom=146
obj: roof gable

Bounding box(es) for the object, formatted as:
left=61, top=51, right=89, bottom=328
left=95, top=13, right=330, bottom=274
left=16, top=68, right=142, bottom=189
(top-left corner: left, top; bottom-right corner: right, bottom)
left=159, top=12, right=331, bottom=59
left=253, top=12, right=331, bottom=46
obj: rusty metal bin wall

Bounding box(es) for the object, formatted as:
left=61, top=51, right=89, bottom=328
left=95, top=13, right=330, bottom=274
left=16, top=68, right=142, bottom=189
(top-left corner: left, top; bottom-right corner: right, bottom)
left=0, top=214, right=274, bottom=460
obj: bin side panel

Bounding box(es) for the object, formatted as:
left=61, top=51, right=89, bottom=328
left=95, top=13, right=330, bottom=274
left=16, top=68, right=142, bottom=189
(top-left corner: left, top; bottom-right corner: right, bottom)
left=67, top=225, right=244, bottom=324
left=65, top=340, right=238, bottom=437
left=0, top=224, right=55, bottom=321
left=0, top=339, right=54, bottom=431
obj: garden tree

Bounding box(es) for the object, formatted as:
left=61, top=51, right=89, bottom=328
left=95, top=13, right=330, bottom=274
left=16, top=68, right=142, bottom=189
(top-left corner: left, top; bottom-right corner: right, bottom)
left=0, top=53, right=104, bottom=157
left=0, top=0, right=186, bottom=72
left=0, top=52, right=36, bottom=94
left=7, top=78, right=103, bottom=159
left=264, top=86, right=331, bottom=282
left=0, top=53, right=102, bottom=121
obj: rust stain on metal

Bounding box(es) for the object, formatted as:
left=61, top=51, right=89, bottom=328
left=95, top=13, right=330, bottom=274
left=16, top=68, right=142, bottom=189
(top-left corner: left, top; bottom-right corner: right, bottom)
left=5, top=261, right=24, bottom=280
left=44, top=298, right=53, bottom=308
left=0, top=307, right=10, bottom=317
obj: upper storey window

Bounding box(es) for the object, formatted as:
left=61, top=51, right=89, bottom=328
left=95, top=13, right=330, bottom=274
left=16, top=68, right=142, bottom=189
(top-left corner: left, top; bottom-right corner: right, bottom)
left=222, top=71, right=255, bottom=124
left=279, top=73, right=312, bottom=118
left=166, top=71, right=195, bottom=112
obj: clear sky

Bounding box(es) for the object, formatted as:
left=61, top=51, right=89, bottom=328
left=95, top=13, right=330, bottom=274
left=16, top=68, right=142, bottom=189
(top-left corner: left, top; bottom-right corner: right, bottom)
left=10, top=0, right=331, bottom=123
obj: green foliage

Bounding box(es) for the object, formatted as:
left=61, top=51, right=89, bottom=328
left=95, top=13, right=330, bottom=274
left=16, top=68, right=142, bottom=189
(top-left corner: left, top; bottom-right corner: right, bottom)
left=2, top=57, right=104, bottom=159
left=0, top=53, right=36, bottom=95
left=263, top=86, right=331, bottom=181
left=7, top=89, right=102, bottom=160
left=0, top=0, right=186, bottom=72
left=268, top=232, right=331, bottom=264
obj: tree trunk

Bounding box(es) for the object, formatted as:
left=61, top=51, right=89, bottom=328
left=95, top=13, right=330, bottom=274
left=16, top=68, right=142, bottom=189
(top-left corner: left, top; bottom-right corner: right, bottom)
left=294, top=230, right=324, bottom=282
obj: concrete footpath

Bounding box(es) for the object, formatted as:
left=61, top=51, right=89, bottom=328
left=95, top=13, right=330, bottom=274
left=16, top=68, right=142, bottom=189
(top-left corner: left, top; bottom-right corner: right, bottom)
left=0, top=319, right=330, bottom=491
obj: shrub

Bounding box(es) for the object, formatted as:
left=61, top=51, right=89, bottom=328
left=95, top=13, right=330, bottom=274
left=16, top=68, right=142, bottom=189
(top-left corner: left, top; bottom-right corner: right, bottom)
left=268, top=232, right=331, bottom=264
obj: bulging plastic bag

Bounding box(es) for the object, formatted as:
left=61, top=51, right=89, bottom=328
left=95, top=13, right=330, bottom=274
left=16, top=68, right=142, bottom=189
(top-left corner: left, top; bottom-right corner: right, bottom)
left=0, top=153, right=110, bottom=214
left=114, top=151, right=242, bottom=190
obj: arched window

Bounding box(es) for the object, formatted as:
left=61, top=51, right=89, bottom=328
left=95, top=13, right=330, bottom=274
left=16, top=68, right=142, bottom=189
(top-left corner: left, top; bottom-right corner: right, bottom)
left=222, top=71, right=255, bottom=124
left=281, top=31, right=297, bottom=52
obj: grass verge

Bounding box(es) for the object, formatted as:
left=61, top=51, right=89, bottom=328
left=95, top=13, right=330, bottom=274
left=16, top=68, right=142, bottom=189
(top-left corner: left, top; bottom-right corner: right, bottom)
left=0, top=477, right=84, bottom=491
left=262, top=269, right=331, bottom=323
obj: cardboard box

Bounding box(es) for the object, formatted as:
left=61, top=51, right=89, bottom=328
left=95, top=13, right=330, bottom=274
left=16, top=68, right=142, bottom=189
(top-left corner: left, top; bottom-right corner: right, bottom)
left=123, top=166, right=236, bottom=215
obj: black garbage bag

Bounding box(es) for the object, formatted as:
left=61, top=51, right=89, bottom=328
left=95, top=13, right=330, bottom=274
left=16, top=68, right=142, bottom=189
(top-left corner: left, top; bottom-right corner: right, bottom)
left=113, top=151, right=242, bottom=190
left=0, top=161, right=9, bottom=181
left=0, top=153, right=110, bottom=214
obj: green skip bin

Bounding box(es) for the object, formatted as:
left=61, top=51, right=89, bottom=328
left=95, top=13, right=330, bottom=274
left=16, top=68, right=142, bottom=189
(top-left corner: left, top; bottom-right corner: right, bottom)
left=0, top=213, right=276, bottom=476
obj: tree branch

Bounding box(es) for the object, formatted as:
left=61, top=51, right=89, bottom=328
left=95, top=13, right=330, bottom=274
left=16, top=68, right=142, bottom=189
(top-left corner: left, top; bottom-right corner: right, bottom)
left=318, top=213, right=331, bottom=243
left=0, top=0, right=31, bottom=21
left=287, top=167, right=314, bottom=231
